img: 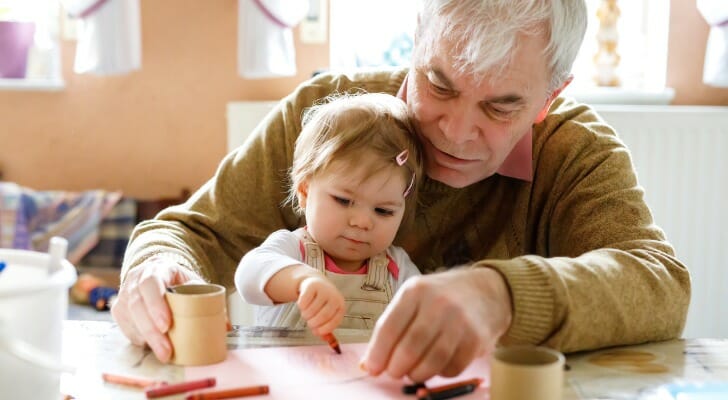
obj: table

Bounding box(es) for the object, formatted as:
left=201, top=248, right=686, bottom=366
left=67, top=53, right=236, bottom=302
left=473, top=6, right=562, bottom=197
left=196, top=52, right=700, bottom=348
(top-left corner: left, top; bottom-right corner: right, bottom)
left=60, top=320, right=728, bottom=399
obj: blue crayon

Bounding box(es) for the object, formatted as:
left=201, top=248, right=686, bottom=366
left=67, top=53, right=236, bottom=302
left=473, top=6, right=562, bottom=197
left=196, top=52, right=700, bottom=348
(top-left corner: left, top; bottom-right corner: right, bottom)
left=0, top=261, right=6, bottom=273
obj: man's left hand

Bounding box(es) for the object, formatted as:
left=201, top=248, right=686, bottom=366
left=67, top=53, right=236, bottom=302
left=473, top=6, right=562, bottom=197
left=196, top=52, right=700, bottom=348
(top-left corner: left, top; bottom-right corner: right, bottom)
left=360, top=267, right=512, bottom=382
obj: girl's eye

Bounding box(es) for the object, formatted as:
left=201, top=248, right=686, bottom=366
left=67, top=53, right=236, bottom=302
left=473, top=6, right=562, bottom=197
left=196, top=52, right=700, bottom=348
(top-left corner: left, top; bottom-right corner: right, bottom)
left=374, top=207, right=394, bottom=216
left=332, top=196, right=350, bottom=206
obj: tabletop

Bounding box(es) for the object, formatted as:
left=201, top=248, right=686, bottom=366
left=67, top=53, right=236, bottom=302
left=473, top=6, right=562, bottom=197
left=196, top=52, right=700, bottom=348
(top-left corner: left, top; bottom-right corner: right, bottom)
left=60, top=320, right=728, bottom=400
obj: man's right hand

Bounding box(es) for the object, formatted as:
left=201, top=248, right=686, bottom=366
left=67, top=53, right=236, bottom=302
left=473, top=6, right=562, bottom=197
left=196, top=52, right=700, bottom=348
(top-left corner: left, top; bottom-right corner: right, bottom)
left=110, top=257, right=204, bottom=363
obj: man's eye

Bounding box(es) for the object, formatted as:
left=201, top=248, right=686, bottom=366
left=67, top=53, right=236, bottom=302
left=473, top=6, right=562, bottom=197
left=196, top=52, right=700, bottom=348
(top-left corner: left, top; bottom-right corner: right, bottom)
left=374, top=207, right=394, bottom=216
left=332, top=196, right=351, bottom=206
left=429, top=81, right=452, bottom=96
left=487, top=106, right=517, bottom=120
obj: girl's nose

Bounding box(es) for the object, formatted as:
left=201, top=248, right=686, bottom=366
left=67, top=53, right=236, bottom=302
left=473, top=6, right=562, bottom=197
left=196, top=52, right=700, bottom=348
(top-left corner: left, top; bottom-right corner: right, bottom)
left=348, top=209, right=372, bottom=230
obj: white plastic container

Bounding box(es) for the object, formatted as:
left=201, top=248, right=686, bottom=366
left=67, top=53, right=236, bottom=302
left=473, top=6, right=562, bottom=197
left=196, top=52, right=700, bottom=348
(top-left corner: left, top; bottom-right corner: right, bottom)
left=0, top=242, right=77, bottom=400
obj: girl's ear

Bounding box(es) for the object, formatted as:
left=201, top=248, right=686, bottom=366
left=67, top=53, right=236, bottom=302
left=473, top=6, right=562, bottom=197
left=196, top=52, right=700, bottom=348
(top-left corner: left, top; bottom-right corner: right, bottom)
left=296, top=181, right=309, bottom=209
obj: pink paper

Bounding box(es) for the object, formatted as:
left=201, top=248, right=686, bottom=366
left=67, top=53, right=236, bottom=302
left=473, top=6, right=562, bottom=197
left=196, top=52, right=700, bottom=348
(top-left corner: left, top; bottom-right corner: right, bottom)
left=185, top=342, right=490, bottom=399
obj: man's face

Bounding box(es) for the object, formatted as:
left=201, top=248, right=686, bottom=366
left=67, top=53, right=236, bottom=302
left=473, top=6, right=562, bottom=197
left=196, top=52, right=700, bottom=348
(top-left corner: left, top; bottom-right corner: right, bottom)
left=407, top=33, right=553, bottom=188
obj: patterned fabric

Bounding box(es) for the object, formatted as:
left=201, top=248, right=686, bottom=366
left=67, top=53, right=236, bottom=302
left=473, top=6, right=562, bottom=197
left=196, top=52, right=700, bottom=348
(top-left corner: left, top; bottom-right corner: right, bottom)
left=0, top=182, right=121, bottom=264
left=79, top=197, right=137, bottom=269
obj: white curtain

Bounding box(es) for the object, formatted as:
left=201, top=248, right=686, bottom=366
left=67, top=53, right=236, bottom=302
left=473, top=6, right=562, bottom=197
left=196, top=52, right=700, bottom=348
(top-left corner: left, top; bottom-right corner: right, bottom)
left=63, top=0, right=141, bottom=76
left=697, top=0, right=728, bottom=87
left=238, top=0, right=309, bottom=79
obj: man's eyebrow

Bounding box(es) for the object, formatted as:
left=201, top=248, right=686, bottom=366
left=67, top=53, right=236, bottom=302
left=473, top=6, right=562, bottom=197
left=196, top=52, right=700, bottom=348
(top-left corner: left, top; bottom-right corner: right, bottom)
left=483, top=94, right=526, bottom=105
left=430, top=67, right=455, bottom=89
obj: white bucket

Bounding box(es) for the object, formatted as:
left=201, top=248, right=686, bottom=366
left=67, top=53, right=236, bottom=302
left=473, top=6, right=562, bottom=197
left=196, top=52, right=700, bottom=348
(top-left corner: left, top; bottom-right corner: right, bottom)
left=0, top=241, right=77, bottom=400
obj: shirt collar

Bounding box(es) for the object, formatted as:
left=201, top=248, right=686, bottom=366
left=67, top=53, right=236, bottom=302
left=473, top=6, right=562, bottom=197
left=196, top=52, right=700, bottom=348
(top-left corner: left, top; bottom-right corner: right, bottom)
left=398, top=73, right=533, bottom=183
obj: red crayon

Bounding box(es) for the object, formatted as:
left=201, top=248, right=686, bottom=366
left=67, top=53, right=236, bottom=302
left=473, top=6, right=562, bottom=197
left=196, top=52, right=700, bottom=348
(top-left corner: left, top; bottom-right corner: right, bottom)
left=322, top=332, right=342, bottom=354
left=185, top=384, right=270, bottom=399
left=145, top=377, right=216, bottom=399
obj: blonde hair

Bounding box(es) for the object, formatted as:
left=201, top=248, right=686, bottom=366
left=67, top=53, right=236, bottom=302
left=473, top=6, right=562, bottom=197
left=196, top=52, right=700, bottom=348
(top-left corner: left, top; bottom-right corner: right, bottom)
left=415, top=0, right=587, bottom=91
left=288, top=92, right=423, bottom=220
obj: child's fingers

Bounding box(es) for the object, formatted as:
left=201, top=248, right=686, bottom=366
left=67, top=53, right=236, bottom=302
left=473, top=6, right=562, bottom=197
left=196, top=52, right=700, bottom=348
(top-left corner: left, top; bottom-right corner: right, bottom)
left=311, top=307, right=345, bottom=336
left=297, top=286, right=316, bottom=310
left=306, top=302, right=342, bottom=330
left=298, top=290, right=328, bottom=320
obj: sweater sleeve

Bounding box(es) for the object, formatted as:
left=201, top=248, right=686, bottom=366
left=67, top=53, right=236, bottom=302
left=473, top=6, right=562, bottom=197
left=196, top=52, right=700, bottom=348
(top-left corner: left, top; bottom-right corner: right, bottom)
left=234, top=229, right=304, bottom=305
left=488, top=100, right=691, bottom=353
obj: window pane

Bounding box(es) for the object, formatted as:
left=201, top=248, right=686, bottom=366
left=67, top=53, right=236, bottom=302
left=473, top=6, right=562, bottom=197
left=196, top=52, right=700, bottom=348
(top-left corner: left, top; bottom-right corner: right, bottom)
left=570, top=0, right=669, bottom=90
left=329, top=0, right=669, bottom=94
left=0, top=0, right=63, bottom=89
left=329, top=0, right=417, bottom=71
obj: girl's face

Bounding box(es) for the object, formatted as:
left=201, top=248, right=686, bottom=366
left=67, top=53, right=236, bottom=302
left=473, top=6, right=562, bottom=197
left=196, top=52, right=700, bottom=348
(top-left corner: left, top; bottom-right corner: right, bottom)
left=297, top=157, right=408, bottom=272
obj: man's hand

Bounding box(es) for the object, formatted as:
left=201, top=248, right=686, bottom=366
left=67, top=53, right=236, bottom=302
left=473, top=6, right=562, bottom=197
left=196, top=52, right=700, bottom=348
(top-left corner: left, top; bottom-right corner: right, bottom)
left=297, top=275, right=345, bottom=336
left=110, top=257, right=204, bottom=363
left=360, top=267, right=512, bottom=382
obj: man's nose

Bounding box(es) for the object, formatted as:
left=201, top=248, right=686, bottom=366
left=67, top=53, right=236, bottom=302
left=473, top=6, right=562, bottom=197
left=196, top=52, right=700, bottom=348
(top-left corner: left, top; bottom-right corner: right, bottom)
left=438, top=105, right=480, bottom=144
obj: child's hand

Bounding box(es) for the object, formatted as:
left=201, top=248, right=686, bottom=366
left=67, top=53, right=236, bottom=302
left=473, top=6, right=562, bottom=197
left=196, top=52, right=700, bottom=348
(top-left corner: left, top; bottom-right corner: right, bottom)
left=297, top=275, right=345, bottom=336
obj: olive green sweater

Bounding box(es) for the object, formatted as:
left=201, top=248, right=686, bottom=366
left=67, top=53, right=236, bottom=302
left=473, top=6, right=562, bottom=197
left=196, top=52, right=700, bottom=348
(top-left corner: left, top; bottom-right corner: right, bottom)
left=123, top=69, right=690, bottom=353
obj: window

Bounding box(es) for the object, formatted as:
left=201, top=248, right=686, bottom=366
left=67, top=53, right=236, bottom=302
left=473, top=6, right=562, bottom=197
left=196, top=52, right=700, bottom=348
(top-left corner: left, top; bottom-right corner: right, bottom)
left=329, top=0, right=671, bottom=104
left=0, top=0, right=63, bottom=90
left=329, top=0, right=417, bottom=71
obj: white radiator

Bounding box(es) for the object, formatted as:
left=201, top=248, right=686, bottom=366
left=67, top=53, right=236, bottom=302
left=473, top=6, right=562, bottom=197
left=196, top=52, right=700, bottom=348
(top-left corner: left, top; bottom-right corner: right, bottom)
left=597, top=105, right=728, bottom=339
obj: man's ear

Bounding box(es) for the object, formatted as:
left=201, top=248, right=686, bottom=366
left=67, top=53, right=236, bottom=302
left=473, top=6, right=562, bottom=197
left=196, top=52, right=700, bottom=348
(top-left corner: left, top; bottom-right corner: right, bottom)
left=296, top=181, right=309, bottom=209
left=535, top=75, right=573, bottom=123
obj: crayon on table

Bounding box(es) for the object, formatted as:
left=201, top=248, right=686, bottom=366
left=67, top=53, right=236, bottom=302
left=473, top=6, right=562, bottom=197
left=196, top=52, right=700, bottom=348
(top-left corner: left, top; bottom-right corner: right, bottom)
left=417, top=383, right=478, bottom=400
left=322, top=332, right=341, bottom=354
left=416, top=378, right=483, bottom=400
left=102, top=372, right=167, bottom=388
left=145, top=377, right=216, bottom=399
left=185, top=384, right=270, bottom=399
left=402, top=382, right=427, bottom=394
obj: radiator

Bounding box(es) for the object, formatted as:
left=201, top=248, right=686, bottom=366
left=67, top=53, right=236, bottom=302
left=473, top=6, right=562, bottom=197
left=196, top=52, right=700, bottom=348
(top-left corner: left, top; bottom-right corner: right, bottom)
left=597, top=105, right=728, bottom=339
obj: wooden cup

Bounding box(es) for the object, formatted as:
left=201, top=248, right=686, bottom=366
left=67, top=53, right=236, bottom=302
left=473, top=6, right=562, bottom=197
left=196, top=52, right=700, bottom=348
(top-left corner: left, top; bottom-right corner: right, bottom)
left=490, top=346, right=565, bottom=400
left=166, top=284, right=227, bottom=366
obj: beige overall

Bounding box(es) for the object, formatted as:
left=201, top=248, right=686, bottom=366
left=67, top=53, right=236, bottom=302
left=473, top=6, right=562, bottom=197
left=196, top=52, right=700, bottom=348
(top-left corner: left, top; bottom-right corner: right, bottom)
left=274, top=231, right=394, bottom=330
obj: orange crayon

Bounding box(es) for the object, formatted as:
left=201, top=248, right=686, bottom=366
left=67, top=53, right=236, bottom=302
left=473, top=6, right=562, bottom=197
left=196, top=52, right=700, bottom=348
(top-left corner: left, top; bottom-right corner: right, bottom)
left=102, top=372, right=167, bottom=388
left=322, top=332, right=342, bottom=354
left=185, top=384, right=270, bottom=399
left=145, top=377, right=216, bottom=398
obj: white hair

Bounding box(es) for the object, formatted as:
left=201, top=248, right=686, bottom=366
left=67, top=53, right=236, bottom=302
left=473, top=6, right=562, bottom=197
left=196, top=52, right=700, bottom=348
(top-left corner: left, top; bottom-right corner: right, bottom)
left=415, top=0, right=587, bottom=91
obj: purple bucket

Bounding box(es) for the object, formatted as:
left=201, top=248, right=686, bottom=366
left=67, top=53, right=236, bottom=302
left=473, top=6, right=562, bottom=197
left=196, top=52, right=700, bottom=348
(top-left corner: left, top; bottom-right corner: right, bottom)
left=0, top=21, right=36, bottom=79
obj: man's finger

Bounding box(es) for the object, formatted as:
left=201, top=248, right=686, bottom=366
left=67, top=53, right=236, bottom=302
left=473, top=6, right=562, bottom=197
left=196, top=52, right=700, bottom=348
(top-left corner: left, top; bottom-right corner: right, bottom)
left=405, top=322, right=463, bottom=381
left=138, top=274, right=172, bottom=333
left=126, top=284, right=172, bottom=363
left=386, top=306, right=452, bottom=382
left=110, top=293, right=144, bottom=346
left=361, top=280, right=420, bottom=375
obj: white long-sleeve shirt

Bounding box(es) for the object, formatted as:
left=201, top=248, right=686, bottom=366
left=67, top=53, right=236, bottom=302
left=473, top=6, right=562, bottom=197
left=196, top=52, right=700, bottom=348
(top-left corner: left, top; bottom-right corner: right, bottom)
left=235, top=228, right=421, bottom=326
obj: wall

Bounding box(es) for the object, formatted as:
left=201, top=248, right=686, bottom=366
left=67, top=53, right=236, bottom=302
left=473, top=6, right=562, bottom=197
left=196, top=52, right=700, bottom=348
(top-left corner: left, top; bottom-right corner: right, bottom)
left=0, top=0, right=725, bottom=198
left=0, top=0, right=328, bottom=198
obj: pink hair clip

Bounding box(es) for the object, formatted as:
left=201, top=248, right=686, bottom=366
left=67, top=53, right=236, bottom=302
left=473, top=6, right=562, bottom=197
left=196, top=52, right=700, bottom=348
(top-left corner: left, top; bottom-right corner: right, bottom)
left=396, top=149, right=409, bottom=166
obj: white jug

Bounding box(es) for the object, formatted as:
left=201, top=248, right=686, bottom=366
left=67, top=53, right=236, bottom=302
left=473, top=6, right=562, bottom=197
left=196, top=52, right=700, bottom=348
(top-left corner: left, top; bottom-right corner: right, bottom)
left=0, top=238, right=77, bottom=400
